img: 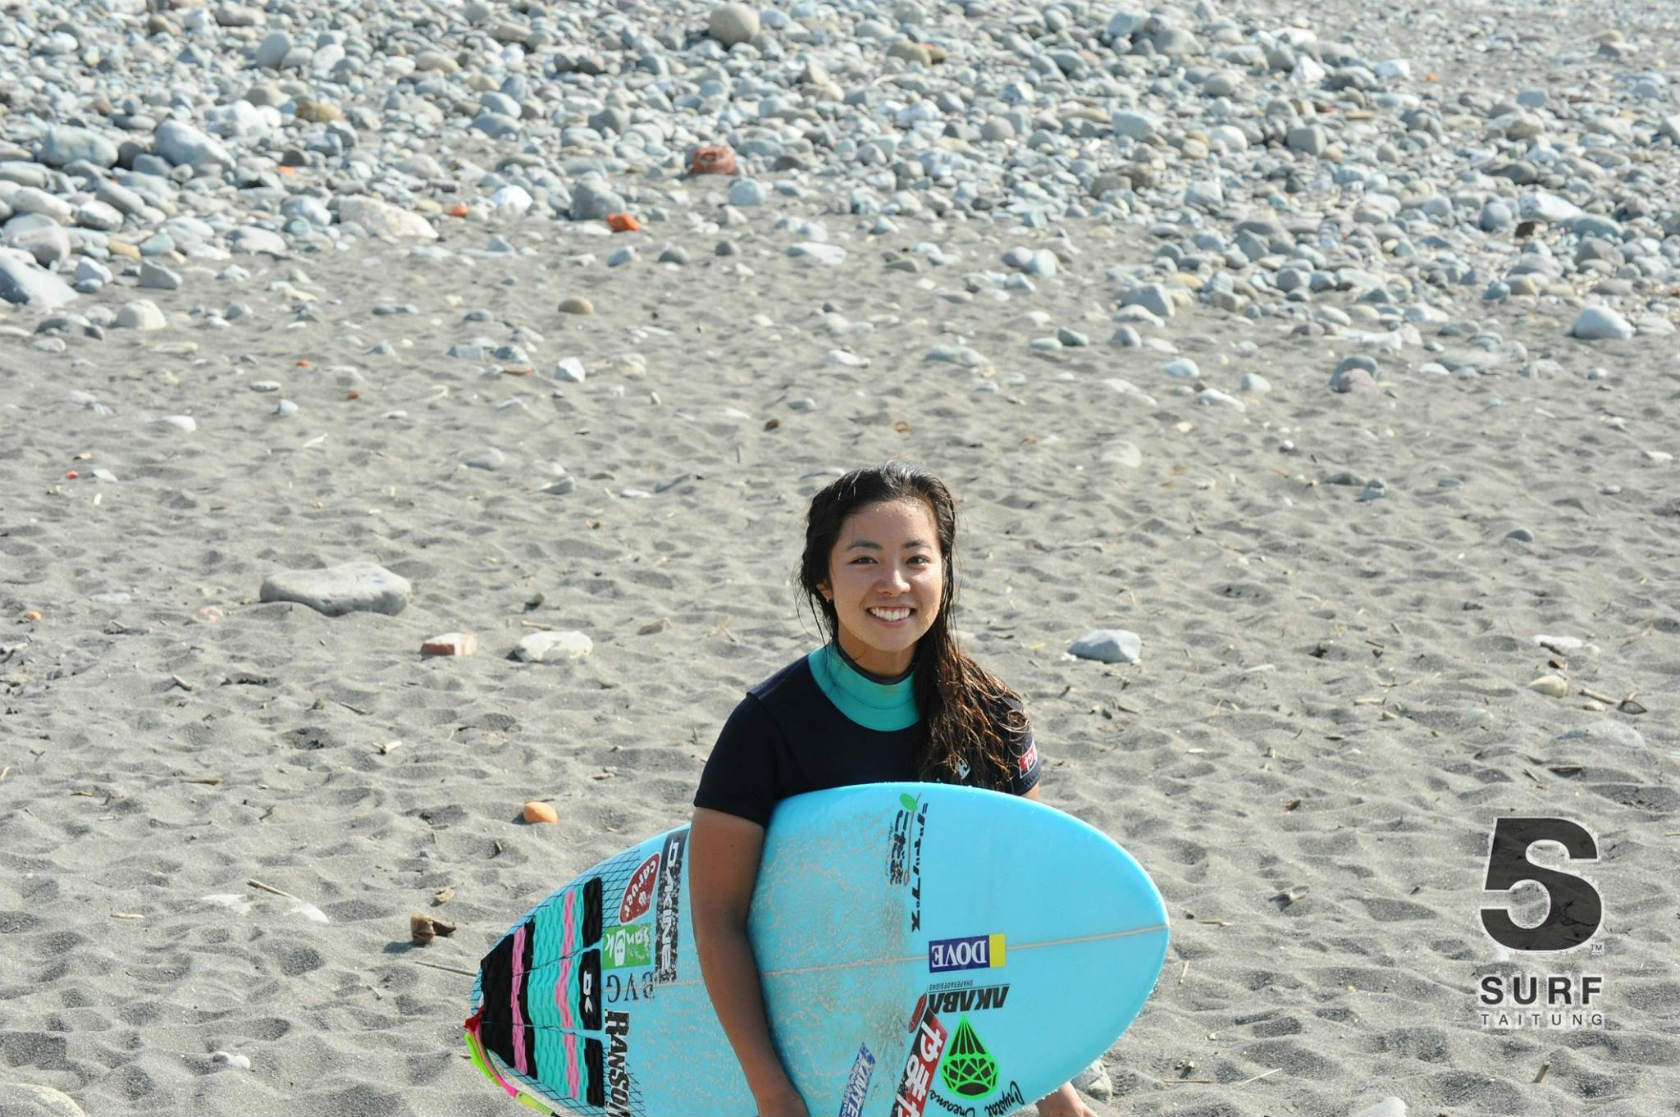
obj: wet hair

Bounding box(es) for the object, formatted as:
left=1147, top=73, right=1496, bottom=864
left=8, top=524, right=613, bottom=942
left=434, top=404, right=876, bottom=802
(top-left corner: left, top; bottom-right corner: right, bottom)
left=799, top=462, right=1028, bottom=789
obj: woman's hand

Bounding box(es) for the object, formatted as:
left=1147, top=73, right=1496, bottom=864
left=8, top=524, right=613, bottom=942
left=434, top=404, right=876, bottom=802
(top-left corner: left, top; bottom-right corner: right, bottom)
left=752, top=1081, right=812, bottom=1117
left=1036, top=1081, right=1098, bottom=1117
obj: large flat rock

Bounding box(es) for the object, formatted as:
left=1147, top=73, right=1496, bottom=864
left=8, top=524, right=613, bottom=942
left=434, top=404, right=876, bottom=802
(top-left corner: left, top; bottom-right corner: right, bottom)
left=259, top=562, right=411, bottom=616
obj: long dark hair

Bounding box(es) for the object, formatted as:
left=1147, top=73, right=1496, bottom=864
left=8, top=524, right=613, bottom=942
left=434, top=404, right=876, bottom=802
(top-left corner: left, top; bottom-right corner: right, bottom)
left=799, top=463, right=1027, bottom=788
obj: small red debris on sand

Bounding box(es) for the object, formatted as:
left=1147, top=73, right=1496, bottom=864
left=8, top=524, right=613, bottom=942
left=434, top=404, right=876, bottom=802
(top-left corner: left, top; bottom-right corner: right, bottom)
left=346, top=390, right=360, bottom=400
left=605, top=212, right=640, bottom=232
left=421, top=632, right=477, bottom=657
left=688, top=144, right=737, bottom=175
left=65, top=470, right=79, bottom=480
left=447, top=203, right=469, bottom=218
left=296, top=359, right=312, bottom=368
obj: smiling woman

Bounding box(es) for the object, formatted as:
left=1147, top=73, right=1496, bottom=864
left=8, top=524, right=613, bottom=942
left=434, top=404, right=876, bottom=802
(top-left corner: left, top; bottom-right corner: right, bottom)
left=687, top=462, right=1094, bottom=1117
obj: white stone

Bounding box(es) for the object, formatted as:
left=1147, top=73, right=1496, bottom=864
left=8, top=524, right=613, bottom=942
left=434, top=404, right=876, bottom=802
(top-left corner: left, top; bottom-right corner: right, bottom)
left=1111, top=111, right=1159, bottom=141
left=707, top=3, right=760, bottom=46
left=1569, top=306, right=1634, bottom=341
left=114, top=300, right=167, bottom=330
left=788, top=242, right=846, bottom=266
left=1350, top=1100, right=1407, bottom=1117
left=1069, top=629, right=1143, bottom=664
left=230, top=226, right=288, bottom=254
left=337, top=196, right=438, bottom=239
left=514, top=630, right=594, bottom=662
left=0, top=252, right=76, bottom=310
left=259, top=562, right=413, bottom=616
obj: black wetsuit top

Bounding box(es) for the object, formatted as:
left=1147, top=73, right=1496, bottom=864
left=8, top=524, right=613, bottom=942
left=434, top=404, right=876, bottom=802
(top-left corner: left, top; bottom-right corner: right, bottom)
left=693, top=646, right=1041, bottom=828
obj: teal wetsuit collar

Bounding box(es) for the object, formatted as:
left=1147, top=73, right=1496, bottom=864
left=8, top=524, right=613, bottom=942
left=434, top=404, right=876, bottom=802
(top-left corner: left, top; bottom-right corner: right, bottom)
left=807, top=644, right=919, bottom=731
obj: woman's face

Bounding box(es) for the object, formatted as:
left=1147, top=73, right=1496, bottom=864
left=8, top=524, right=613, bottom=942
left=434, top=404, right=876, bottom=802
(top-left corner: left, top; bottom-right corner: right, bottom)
left=818, top=498, right=944, bottom=677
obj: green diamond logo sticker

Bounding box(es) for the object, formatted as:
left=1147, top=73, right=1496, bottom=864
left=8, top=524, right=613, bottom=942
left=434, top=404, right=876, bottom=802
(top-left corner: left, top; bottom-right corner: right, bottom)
left=939, top=1016, right=998, bottom=1098
left=900, top=793, right=919, bottom=812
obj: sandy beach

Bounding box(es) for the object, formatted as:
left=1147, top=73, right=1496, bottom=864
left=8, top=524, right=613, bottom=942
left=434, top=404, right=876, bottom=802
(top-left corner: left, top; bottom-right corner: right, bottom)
left=3, top=0, right=1678, bottom=1113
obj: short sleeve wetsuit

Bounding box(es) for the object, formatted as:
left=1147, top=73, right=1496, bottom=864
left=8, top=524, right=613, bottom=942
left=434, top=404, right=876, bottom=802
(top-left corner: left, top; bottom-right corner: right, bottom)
left=693, top=644, right=1041, bottom=828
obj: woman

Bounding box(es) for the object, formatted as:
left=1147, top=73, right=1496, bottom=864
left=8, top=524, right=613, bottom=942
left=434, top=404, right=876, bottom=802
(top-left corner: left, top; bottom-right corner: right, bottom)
left=689, top=463, right=1098, bottom=1117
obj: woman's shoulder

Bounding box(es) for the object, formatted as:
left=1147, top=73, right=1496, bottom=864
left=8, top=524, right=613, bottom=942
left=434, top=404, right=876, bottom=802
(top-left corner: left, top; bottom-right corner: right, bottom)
left=744, top=650, right=819, bottom=703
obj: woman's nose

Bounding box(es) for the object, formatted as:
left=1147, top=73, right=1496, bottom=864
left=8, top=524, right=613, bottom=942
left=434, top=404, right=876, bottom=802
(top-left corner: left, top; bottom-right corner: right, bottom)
left=880, top=563, right=911, bottom=590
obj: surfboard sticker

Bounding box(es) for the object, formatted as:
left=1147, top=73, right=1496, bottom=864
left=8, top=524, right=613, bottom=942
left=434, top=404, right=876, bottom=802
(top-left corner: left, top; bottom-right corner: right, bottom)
left=892, top=998, right=949, bottom=1117
left=619, top=854, right=660, bottom=924
left=603, top=923, right=653, bottom=969
left=886, top=794, right=930, bottom=931
left=652, top=831, right=686, bottom=984
left=838, top=1043, right=876, bottom=1117
left=939, top=1016, right=998, bottom=1098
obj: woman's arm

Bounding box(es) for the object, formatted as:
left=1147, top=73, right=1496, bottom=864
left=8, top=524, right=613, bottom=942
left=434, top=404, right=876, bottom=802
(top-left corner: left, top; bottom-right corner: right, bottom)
left=1018, top=786, right=1098, bottom=1115
left=689, top=807, right=810, bottom=1117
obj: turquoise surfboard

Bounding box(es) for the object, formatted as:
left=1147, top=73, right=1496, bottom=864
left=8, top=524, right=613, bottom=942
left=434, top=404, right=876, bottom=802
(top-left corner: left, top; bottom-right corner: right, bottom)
left=466, top=783, right=1169, bottom=1117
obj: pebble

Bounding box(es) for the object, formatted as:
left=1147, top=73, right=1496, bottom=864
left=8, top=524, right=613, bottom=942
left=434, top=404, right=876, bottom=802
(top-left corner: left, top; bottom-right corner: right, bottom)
left=1528, top=675, right=1569, bottom=698
left=555, top=357, right=586, bottom=383
left=558, top=296, right=595, bottom=315
left=421, top=633, right=477, bottom=657
left=259, top=562, right=412, bottom=616
left=210, top=1051, right=252, bottom=1071
left=707, top=3, right=759, bottom=47
left=513, top=630, right=593, bottom=663
left=1350, top=1101, right=1407, bottom=1117
left=0, top=256, right=77, bottom=309
left=522, top=801, right=560, bottom=824
left=338, top=197, right=437, bottom=240
left=1569, top=306, right=1635, bottom=341
left=113, top=300, right=167, bottom=330
left=1069, top=629, right=1143, bottom=664
left=139, top=262, right=183, bottom=291
left=728, top=180, right=768, bottom=207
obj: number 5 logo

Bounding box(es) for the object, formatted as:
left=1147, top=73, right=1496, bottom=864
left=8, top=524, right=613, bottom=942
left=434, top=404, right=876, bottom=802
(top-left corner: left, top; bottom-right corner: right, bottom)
left=1480, top=817, right=1603, bottom=951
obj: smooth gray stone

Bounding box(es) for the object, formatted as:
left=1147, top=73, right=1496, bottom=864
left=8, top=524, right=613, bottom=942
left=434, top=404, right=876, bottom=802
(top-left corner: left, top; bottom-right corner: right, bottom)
left=259, top=562, right=412, bottom=616
left=153, top=119, right=235, bottom=169
left=5, top=222, right=71, bottom=268
left=1121, top=283, right=1173, bottom=318
left=139, top=261, right=182, bottom=290
left=38, top=125, right=118, bottom=168
left=707, top=2, right=759, bottom=46
left=1569, top=306, right=1634, bottom=340
left=570, top=179, right=623, bottom=221
left=254, top=30, right=291, bottom=69
left=113, top=299, right=167, bottom=329
left=1069, top=629, right=1143, bottom=664
left=0, top=254, right=77, bottom=308
left=229, top=226, right=287, bottom=254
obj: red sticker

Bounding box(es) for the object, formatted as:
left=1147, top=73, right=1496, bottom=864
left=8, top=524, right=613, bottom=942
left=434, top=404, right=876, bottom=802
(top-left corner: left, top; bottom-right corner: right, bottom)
left=619, top=853, right=660, bottom=923
left=891, top=1002, right=947, bottom=1117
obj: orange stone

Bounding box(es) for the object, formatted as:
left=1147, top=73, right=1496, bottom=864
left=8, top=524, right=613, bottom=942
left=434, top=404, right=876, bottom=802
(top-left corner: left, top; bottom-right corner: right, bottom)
left=605, top=212, right=641, bottom=232
left=688, top=143, right=738, bottom=176
left=523, top=801, right=558, bottom=824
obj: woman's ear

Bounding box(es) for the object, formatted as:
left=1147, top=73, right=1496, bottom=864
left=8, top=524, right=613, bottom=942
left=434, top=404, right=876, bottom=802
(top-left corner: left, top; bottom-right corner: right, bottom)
left=816, top=580, right=831, bottom=602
